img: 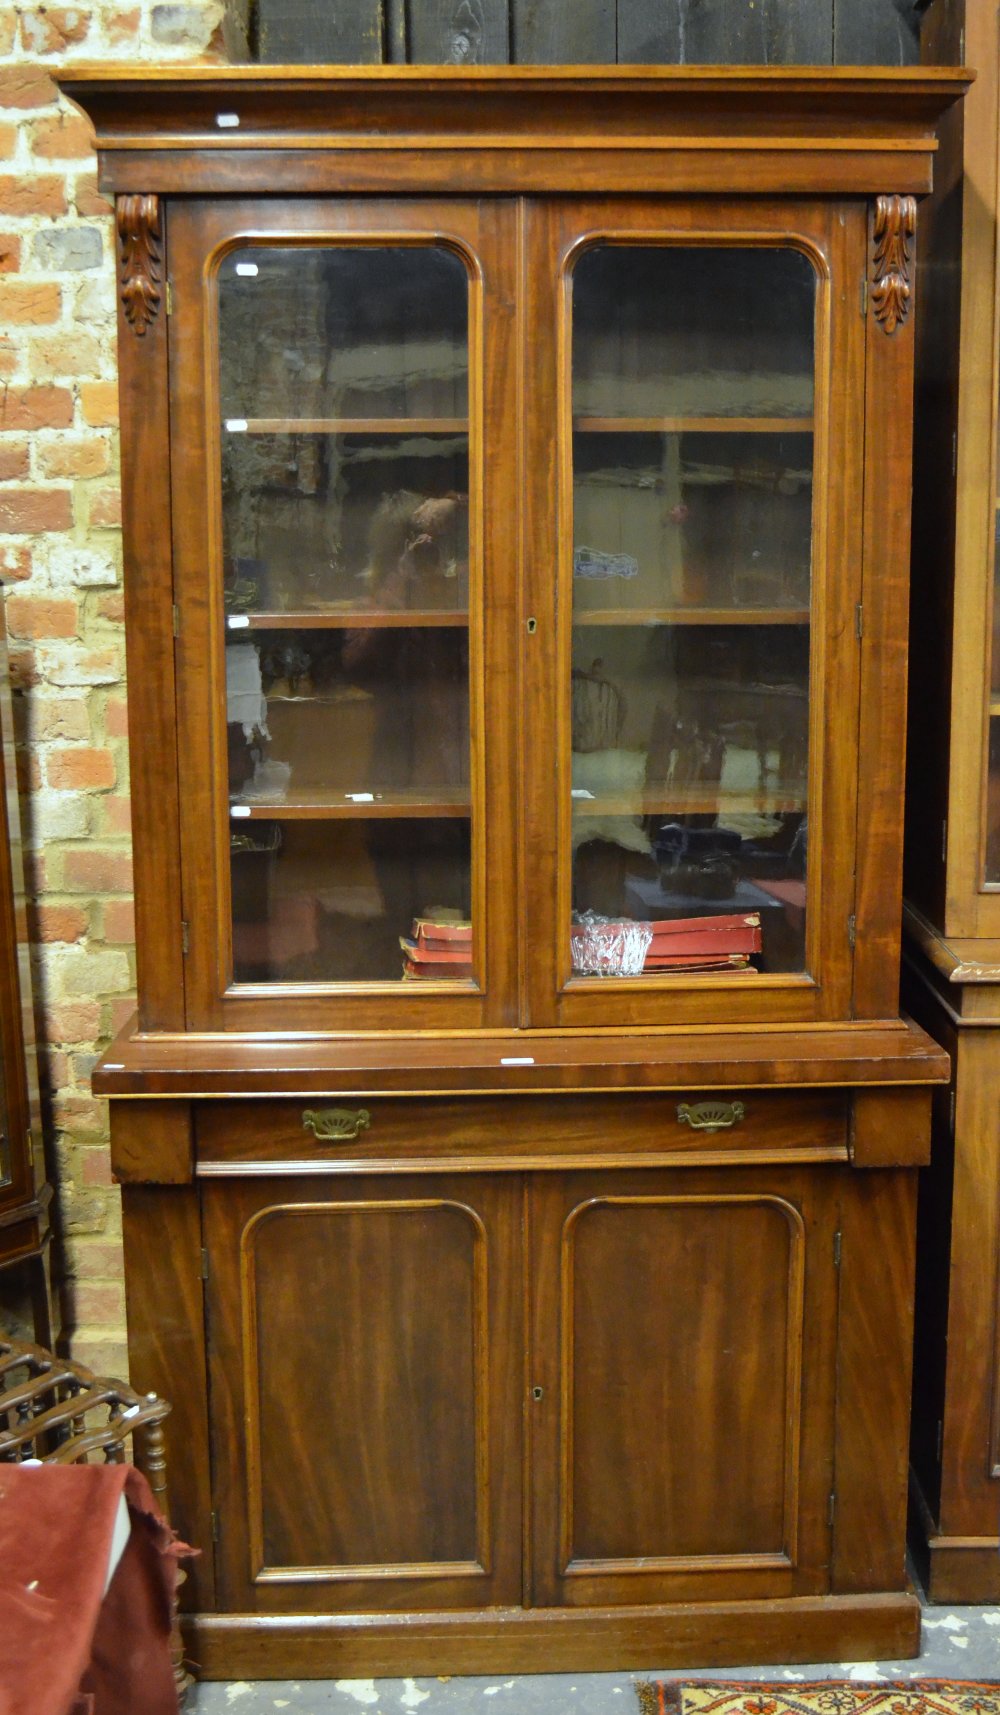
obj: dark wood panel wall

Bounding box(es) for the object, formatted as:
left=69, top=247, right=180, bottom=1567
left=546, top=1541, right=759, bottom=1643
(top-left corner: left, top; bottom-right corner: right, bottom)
left=238, top=0, right=933, bottom=65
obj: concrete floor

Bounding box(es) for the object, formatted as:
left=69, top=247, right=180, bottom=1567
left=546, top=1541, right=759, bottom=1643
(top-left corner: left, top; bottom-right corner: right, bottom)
left=187, top=1606, right=1000, bottom=1712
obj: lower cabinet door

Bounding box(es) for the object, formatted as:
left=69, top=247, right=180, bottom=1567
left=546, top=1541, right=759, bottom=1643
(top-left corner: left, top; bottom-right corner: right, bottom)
left=527, top=1166, right=841, bottom=1606
left=203, top=1173, right=522, bottom=1612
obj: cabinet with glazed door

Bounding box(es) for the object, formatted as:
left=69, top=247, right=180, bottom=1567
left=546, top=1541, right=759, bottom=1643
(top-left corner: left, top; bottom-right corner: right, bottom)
left=63, top=63, right=965, bottom=1675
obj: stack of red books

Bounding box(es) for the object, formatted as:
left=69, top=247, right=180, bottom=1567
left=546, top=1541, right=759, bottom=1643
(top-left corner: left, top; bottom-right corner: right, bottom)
left=569, top=912, right=762, bottom=975
left=401, top=916, right=473, bottom=980
left=642, top=912, right=761, bottom=972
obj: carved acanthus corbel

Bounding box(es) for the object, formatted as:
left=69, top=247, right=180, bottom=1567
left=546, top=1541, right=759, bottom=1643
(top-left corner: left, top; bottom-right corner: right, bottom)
left=117, top=194, right=162, bottom=336
left=871, top=194, right=916, bottom=335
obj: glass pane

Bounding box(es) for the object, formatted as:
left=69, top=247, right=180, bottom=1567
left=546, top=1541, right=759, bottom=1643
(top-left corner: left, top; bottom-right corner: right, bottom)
left=570, top=246, right=815, bottom=979
left=218, top=245, right=473, bottom=986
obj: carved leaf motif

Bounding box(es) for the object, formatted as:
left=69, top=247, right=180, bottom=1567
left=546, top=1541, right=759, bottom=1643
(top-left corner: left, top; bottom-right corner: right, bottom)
left=117, top=193, right=162, bottom=337
left=871, top=194, right=916, bottom=336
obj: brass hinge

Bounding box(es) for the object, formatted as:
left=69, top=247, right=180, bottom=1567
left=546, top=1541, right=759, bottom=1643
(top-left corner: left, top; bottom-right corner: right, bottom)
left=181, top=920, right=190, bottom=957
left=942, top=818, right=948, bottom=863
left=828, top=1490, right=836, bottom=1529
left=855, top=603, right=863, bottom=641
left=847, top=914, right=856, bottom=950
left=165, top=279, right=174, bottom=316
left=172, top=602, right=180, bottom=638
left=25, top=1128, right=34, bottom=1168
left=860, top=274, right=868, bottom=319
left=200, top=1246, right=208, bottom=1281
left=211, top=1508, right=220, bottom=1542
left=833, top=1230, right=842, bottom=1268
left=949, top=1088, right=956, bottom=1136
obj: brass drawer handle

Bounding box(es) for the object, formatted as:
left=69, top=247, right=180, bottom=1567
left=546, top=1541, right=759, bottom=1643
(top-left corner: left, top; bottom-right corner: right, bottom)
left=302, top=1107, right=371, bottom=1142
left=676, top=1100, right=745, bottom=1133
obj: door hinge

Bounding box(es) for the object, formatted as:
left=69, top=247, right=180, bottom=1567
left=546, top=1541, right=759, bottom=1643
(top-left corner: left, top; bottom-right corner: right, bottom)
left=860, top=274, right=868, bottom=319
left=847, top=914, right=856, bottom=950
left=942, top=818, right=948, bottom=863
left=200, top=1246, right=209, bottom=1281
left=181, top=920, right=190, bottom=957
left=855, top=603, right=863, bottom=641
left=828, top=1490, right=836, bottom=1529
left=25, top=1127, right=34, bottom=1168
left=949, top=1088, right=956, bottom=1136
left=211, top=1508, right=220, bottom=1542
left=171, top=602, right=180, bottom=638
left=833, top=1230, right=842, bottom=1269
left=165, top=279, right=174, bottom=317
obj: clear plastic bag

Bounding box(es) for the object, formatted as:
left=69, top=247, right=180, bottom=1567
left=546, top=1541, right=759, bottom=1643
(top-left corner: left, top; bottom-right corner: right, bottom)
left=570, top=911, right=653, bottom=977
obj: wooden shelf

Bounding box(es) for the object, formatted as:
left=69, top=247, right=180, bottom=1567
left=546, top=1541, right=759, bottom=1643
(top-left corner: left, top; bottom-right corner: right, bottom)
left=574, top=606, right=810, bottom=627
left=572, top=787, right=806, bottom=816
left=229, top=609, right=468, bottom=631
left=226, top=416, right=468, bottom=435
left=230, top=787, right=471, bottom=821
left=573, top=415, right=813, bottom=435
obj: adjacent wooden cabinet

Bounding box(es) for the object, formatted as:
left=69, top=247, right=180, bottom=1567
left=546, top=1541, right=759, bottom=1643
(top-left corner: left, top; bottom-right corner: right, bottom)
left=0, top=596, right=52, bottom=1344
left=62, top=64, right=965, bottom=1675
left=904, top=0, right=1000, bottom=1604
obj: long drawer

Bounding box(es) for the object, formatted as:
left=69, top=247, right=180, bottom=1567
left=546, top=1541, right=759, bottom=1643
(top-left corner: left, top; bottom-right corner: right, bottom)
left=195, top=1090, right=850, bottom=1174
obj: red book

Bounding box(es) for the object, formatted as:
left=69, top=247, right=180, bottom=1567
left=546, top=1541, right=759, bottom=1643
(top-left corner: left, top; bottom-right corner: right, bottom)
left=411, top=917, right=473, bottom=951
left=643, top=951, right=754, bottom=970
left=643, top=913, right=761, bottom=936
left=402, top=959, right=474, bottom=981
left=647, top=922, right=761, bottom=958
left=400, top=938, right=473, bottom=965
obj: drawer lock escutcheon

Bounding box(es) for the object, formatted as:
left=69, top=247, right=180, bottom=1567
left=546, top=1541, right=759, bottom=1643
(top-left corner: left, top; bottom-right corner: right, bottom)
left=302, top=1107, right=371, bottom=1142
left=676, top=1099, right=745, bottom=1133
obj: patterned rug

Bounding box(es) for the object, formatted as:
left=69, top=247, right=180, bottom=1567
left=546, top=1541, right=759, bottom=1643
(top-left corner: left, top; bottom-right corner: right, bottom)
left=636, top=1686, right=1000, bottom=1715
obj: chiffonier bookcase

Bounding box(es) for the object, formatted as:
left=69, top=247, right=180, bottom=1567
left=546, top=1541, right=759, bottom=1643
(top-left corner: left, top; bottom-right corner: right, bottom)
left=60, top=64, right=966, bottom=1676
left=903, top=0, right=1000, bottom=1604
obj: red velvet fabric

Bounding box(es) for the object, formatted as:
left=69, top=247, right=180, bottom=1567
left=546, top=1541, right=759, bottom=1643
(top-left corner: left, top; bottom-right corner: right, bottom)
left=0, top=1462, right=188, bottom=1715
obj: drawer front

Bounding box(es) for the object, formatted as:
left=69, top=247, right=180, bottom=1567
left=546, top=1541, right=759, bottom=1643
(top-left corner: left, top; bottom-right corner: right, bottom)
left=196, top=1090, right=849, bottom=1173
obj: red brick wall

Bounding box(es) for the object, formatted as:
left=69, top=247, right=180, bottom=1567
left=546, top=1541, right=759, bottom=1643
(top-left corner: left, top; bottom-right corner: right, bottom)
left=1, top=3, right=225, bottom=1375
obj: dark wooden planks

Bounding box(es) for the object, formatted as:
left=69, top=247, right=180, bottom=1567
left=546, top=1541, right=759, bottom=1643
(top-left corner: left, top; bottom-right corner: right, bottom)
left=247, top=0, right=931, bottom=65
left=406, top=0, right=511, bottom=64
left=255, top=0, right=386, bottom=63
left=617, top=0, right=833, bottom=66
left=834, top=0, right=922, bottom=68
left=510, top=0, right=614, bottom=63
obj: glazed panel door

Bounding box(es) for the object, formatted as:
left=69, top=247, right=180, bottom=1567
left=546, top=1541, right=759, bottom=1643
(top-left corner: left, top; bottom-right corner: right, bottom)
left=527, top=1165, right=841, bottom=1606
left=167, top=198, right=519, bottom=1031
left=203, top=1172, right=523, bottom=1613
left=522, top=197, right=868, bottom=1028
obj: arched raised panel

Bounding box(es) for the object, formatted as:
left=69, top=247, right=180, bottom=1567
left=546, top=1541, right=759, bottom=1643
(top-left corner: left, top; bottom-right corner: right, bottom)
left=240, top=1196, right=489, bottom=1582
left=561, top=1193, right=805, bottom=1572
left=529, top=1167, right=838, bottom=1607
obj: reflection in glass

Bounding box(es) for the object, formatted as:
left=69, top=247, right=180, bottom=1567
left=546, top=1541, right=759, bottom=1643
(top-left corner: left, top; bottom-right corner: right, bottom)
left=574, top=432, right=812, bottom=616
left=218, top=243, right=474, bottom=986
left=219, top=246, right=469, bottom=422
left=231, top=820, right=471, bottom=985
left=570, top=245, right=815, bottom=976
left=573, top=246, right=815, bottom=421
